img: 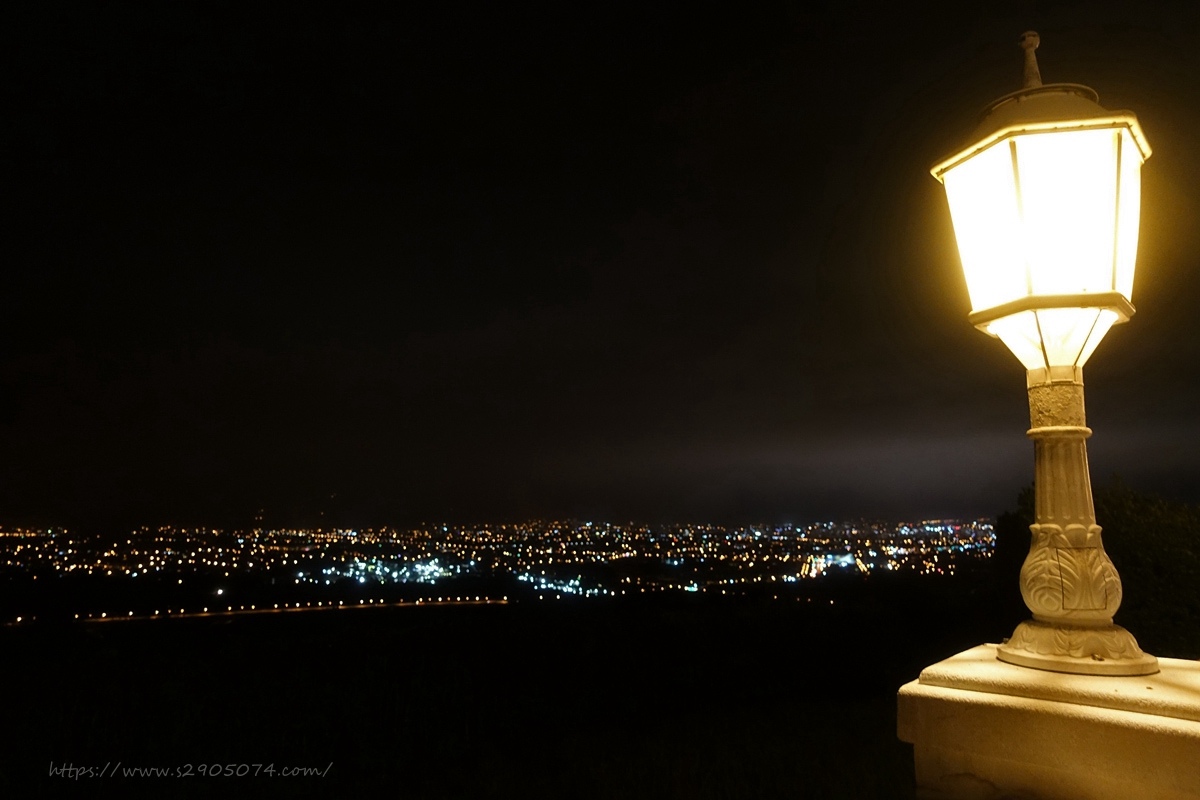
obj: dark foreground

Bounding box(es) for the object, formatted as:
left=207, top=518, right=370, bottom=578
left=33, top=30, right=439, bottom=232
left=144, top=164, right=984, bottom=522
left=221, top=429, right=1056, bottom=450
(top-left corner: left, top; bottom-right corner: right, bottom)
left=3, top=570, right=1019, bottom=800
left=9, top=485, right=1197, bottom=798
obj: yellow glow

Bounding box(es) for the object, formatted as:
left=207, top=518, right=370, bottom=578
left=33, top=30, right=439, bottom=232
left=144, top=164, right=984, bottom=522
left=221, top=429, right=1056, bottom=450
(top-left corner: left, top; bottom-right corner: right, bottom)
left=1017, top=129, right=1118, bottom=297
left=943, top=142, right=1025, bottom=313
left=940, top=123, right=1144, bottom=368
left=1114, top=128, right=1142, bottom=299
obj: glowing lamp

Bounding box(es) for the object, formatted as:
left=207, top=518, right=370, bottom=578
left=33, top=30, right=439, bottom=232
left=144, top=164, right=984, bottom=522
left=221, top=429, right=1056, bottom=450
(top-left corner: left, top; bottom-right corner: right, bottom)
left=932, top=32, right=1157, bottom=675
left=932, top=31, right=1150, bottom=381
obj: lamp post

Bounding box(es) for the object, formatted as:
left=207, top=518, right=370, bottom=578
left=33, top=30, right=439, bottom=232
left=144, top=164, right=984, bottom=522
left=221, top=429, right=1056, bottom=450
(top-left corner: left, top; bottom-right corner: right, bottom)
left=932, top=32, right=1157, bottom=675
left=899, top=34, right=1200, bottom=798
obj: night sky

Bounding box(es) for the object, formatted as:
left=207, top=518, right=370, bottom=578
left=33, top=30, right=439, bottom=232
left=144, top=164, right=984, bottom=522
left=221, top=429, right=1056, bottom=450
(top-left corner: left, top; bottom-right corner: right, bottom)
left=6, top=2, right=1200, bottom=531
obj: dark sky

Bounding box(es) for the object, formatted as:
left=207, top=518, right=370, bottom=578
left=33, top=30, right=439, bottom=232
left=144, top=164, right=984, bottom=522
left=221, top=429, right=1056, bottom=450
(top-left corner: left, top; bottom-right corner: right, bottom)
left=5, top=2, right=1200, bottom=531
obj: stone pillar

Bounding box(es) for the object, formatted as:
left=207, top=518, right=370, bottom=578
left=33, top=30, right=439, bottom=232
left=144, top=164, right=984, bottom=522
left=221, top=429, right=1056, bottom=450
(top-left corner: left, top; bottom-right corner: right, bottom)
left=996, top=367, right=1157, bottom=675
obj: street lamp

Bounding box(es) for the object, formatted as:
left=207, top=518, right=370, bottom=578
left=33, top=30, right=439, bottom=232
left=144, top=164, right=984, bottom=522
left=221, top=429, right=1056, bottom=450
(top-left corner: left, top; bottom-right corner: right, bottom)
left=899, top=33, right=1199, bottom=798
left=932, top=32, right=1157, bottom=675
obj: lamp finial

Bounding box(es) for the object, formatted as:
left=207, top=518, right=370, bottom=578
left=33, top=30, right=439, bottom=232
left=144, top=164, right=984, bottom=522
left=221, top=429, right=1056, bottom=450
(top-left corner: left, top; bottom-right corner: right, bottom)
left=1020, top=31, right=1042, bottom=88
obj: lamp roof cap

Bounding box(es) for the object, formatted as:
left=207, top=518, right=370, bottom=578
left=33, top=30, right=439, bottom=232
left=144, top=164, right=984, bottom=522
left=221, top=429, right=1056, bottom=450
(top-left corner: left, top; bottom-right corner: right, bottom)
left=932, top=33, right=1151, bottom=180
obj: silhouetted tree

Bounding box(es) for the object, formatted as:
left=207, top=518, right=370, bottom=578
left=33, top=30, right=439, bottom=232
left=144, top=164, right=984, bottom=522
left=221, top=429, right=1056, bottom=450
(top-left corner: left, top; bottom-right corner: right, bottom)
left=992, top=481, right=1199, bottom=658
left=994, top=480, right=1200, bottom=658
left=987, top=484, right=1034, bottom=631
left=1093, top=478, right=1200, bottom=659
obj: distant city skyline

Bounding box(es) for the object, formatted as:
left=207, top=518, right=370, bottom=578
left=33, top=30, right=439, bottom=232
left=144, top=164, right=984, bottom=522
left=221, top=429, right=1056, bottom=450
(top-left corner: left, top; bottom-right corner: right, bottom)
left=6, top=3, right=1200, bottom=531
left=0, top=517, right=994, bottom=625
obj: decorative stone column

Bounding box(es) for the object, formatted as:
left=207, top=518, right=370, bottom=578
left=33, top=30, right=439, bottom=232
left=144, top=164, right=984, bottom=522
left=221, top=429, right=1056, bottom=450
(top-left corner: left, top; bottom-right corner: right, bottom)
left=996, top=366, right=1158, bottom=675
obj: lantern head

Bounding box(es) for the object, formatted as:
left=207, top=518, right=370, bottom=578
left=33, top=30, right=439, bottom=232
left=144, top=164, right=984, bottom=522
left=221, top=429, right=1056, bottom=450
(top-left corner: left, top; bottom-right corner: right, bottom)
left=932, top=33, right=1151, bottom=380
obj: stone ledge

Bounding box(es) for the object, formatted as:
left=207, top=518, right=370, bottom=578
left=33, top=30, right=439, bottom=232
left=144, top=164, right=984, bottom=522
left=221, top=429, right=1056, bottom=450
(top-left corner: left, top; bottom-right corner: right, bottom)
left=898, top=644, right=1200, bottom=800
left=915, top=643, right=1200, bottom=724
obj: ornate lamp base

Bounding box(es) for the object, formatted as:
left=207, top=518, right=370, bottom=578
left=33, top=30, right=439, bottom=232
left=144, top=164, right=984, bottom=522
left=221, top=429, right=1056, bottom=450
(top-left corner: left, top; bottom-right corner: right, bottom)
left=998, top=619, right=1159, bottom=676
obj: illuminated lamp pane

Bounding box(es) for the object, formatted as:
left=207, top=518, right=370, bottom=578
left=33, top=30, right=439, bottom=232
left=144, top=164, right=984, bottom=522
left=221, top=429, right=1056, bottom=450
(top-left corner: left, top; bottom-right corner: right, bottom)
left=1014, top=128, right=1118, bottom=297
left=986, top=311, right=1046, bottom=371
left=1114, top=127, right=1143, bottom=300
left=1034, top=307, right=1103, bottom=367
left=942, top=143, right=1025, bottom=313
left=1075, top=309, right=1119, bottom=367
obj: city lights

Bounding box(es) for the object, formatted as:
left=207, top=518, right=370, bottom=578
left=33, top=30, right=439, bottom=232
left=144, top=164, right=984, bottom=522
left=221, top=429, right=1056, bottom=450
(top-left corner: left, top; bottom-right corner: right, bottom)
left=0, top=518, right=993, bottom=625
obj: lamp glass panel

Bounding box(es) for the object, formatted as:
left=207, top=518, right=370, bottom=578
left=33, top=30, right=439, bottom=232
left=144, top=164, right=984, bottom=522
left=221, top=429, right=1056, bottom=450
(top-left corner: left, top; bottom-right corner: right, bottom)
left=1035, top=307, right=1105, bottom=367
left=986, top=311, right=1046, bottom=371
left=984, top=307, right=1118, bottom=370
left=1076, top=309, right=1120, bottom=367
left=1013, top=128, right=1119, bottom=297
left=1114, top=127, right=1143, bottom=300
left=942, top=143, right=1025, bottom=313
